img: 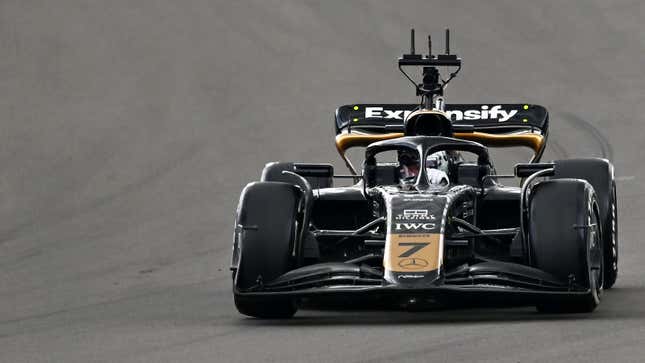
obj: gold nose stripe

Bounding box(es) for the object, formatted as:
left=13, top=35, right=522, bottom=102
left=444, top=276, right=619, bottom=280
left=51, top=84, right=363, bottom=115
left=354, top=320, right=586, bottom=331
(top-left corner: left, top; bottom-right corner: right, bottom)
left=385, top=233, right=441, bottom=272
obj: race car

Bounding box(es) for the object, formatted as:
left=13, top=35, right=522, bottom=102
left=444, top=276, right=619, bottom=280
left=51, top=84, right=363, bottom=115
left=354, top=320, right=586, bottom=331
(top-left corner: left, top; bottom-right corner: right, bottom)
left=230, top=30, right=618, bottom=318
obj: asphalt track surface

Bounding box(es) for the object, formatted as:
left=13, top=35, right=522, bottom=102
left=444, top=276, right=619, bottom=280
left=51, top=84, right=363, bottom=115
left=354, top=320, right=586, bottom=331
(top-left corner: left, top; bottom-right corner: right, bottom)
left=1, top=1, right=645, bottom=362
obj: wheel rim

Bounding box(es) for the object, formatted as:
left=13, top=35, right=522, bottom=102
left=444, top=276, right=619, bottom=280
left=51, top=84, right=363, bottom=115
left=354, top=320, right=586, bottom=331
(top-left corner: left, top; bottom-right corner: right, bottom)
left=610, top=182, right=618, bottom=273
left=588, top=203, right=603, bottom=303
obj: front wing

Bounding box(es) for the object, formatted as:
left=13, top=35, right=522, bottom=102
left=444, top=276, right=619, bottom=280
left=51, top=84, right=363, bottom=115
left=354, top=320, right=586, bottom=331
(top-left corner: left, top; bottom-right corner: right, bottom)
left=234, top=262, right=592, bottom=307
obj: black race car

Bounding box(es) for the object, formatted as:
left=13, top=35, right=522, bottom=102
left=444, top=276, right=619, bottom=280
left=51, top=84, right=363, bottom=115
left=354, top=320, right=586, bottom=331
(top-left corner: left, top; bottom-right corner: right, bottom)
left=230, top=30, right=618, bottom=318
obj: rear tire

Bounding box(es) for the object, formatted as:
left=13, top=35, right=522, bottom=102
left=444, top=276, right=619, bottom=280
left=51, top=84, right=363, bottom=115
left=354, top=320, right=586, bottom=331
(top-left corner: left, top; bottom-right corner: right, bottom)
left=553, top=158, right=618, bottom=288
left=529, top=179, right=603, bottom=313
left=232, top=182, right=300, bottom=318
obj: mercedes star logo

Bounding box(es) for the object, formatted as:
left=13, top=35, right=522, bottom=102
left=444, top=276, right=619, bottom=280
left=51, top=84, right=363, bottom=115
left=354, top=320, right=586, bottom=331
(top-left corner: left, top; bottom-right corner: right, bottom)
left=398, top=257, right=429, bottom=270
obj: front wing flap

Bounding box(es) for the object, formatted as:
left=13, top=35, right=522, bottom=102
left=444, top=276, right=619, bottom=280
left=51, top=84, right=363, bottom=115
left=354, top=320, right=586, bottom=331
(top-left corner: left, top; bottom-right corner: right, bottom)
left=234, top=261, right=591, bottom=306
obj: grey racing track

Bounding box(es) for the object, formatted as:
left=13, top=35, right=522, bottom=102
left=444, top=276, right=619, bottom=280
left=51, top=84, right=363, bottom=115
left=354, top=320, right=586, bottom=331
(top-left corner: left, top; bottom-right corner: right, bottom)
left=1, top=1, right=645, bottom=362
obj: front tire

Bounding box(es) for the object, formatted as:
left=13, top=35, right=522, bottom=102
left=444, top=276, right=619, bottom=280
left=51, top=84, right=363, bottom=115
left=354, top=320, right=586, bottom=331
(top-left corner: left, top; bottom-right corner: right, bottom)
left=529, top=179, right=603, bottom=313
left=232, top=182, right=300, bottom=318
left=553, top=158, right=618, bottom=288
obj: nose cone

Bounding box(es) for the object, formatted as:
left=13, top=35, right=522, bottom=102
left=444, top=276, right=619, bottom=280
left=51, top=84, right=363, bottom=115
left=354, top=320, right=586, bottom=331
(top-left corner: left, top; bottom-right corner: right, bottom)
left=383, top=194, right=448, bottom=286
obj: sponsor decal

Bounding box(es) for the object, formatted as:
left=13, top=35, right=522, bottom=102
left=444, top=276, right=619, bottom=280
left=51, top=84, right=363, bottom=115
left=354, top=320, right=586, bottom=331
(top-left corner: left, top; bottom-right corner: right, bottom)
left=365, top=107, right=414, bottom=120
left=402, top=198, right=434, bottom=202
left=395, top=209, right=435, bottom=221
left=397, top=242, right=431, bottom=257
left=394, top=209, right=437, bottom=231
left=364, top=105, right=518, bottom=122
left=398, top=258, right=430, bottom=270
left=398, top=274, right=425, bottom=279
left=394, top=222, right=436, bottom=231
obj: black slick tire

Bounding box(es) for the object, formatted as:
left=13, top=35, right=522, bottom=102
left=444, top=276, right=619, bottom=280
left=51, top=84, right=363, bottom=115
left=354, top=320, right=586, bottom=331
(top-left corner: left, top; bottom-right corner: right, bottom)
left=553, top=158, right=618, bottom=288
left=232, top=181, right=299, bottom=318
left=529, top=179, right=603, bottom=313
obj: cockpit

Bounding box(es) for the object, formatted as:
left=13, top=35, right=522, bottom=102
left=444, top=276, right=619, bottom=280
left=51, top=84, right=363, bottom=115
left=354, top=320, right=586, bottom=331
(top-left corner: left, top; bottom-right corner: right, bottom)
left=363, top=136, right=494, bottom=190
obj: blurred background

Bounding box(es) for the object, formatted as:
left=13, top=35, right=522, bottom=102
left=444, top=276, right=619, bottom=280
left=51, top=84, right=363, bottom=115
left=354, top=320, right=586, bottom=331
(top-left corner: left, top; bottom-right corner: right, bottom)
left=1, top=1, right=644, bottom=362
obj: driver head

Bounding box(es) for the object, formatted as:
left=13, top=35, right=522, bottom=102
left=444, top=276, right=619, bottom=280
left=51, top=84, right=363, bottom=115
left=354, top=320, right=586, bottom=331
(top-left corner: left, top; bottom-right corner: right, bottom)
left=398, top=149, right=420, bottom=181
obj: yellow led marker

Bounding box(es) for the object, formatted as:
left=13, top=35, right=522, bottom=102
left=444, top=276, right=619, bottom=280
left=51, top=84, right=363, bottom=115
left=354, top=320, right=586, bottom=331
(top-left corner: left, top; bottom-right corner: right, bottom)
left=523, top=104, right=529, bottom=110
left=353, top=106, right=359, bottom=111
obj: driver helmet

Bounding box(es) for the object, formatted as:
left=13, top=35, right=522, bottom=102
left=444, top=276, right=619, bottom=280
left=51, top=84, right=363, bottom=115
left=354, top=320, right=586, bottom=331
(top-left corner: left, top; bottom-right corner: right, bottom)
left=398, top=149, right=420, bottom=181
left=398, top=149, right=450, bottom=186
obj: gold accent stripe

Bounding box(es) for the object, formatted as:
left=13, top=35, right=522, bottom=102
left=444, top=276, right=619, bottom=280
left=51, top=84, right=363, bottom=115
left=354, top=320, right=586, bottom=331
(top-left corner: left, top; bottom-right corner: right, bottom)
left=454, top=132, right=545, bottom=153
left=334, top=131, right=545, bottom=165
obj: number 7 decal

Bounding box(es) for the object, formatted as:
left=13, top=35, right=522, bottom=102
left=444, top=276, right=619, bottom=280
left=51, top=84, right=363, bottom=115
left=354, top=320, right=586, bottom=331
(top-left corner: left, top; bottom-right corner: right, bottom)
left=398, top=242, right=430, bottom=257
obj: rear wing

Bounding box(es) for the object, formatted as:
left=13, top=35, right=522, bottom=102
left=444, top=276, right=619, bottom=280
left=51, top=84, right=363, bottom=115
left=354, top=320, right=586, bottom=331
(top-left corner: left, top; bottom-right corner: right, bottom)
left=336, top=103, right=548, bottom=134
left=334, top=104, right=549, bottom=174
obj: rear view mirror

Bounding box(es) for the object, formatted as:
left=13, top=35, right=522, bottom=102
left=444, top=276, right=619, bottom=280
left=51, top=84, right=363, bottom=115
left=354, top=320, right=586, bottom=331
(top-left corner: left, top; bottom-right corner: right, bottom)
left=514, top=163, right=555, bottom=178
